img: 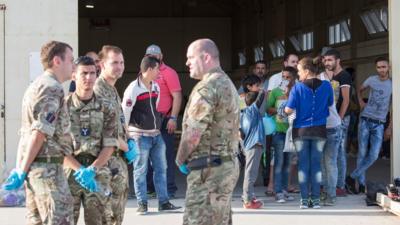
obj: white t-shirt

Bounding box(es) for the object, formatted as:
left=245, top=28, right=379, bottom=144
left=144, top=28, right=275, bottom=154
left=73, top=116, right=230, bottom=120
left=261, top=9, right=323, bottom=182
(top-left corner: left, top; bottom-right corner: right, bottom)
left=319, top=72, right=341, bottom=128
left=267, top=72, right=283, bottom=91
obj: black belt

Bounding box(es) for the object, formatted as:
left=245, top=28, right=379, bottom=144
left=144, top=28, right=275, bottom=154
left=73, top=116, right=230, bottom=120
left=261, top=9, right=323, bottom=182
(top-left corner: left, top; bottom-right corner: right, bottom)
left=361, top=116, right=385, bottom=125
left=75, top=154, right=97, bottom=167
left=34, top=156, right=64, bottom=164
left=187, top=155, right=233, bottom=170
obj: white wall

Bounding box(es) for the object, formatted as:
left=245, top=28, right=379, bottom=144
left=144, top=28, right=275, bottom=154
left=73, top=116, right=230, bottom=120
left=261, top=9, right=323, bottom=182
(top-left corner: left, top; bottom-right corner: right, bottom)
left=1, top=0, right=78, bottom=171
left=389, top=0, right=400, bottom=179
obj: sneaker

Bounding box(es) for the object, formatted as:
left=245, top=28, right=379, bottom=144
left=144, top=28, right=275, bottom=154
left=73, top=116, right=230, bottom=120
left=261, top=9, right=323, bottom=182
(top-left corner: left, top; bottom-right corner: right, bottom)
left=158, top=201, right=181, bottom=211
left=310, top=199, right=321, bottom=209
left=243, top=199, right=263, bottom=209
left=345, top=176, right=357, bottom=194
left=275, top=193, right=286, bottom=203
left=137, top=202, right=148, bottom=215
left=324, top=196, right=336, bottom=206
left=300, top=199, right=309, bottom=209
left=282, top=190, right=295, bottom=201
left=359, top=184, right=366, bottom=194
left=336, top=187, right=347, bottom=197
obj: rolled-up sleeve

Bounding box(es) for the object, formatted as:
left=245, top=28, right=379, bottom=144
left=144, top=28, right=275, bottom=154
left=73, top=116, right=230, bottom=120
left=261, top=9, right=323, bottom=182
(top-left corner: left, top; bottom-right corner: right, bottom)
left=102, top=101, right=119, bottom=148
left=31, top=86, right=63, bottom=136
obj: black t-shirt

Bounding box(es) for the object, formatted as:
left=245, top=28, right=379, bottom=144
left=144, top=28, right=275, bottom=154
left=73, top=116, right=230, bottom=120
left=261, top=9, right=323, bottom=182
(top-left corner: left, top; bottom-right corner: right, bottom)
left=332, top=70, right=352, bottom=116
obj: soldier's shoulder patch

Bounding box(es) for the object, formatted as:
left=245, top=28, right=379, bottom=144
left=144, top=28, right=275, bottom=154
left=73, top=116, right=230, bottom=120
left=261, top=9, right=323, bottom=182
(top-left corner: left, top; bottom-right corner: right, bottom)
left=45, top=112, right=56, bottom=123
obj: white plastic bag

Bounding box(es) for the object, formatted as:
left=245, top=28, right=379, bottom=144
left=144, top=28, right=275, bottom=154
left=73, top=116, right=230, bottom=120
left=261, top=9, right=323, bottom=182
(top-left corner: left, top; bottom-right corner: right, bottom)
left=283, top=111, right=296, bottom=153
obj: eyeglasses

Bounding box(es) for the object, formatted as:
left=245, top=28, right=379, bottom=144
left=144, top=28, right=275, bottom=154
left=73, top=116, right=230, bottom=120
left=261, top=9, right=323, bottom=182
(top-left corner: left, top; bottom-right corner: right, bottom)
left=74, top=56, right=95, bottom=65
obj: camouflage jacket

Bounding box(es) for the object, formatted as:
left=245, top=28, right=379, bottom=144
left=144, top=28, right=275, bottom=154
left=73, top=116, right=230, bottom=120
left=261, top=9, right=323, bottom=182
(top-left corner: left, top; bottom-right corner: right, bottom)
left=176, top=67, right=240, bottom=163
left=19, top=72, right=73, bottom=159
left=94, top=75, right=126, bottom=141
left=65, top=93, right=118, bottom=157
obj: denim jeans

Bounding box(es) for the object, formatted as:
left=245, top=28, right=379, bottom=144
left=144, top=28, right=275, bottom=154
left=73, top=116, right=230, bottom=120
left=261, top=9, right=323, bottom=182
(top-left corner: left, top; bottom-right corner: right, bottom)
left=294, top=137, right=326, bottom=200
left=321, top=126, right=341, bottom=198
left=146, top=118, right=177, bottom=195
left=133, top=134, right=169, bottom=205
left=350, top=118, right=384, bottom=185
left=272, top=133, right=290, bottom=194
left=337, top=115, right=350, bottom=189
left=161, top=118, right=178, bottom=194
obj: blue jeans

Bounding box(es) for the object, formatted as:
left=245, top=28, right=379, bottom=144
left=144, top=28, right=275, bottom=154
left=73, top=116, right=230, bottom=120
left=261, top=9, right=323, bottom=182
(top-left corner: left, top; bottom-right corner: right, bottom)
left=337, top=115, right=350, bottom=189
left=272, top=133, right=290, bottom=194
left=146, top=118, right=178, bottom=195
left=161, top=118, right=178, bottom=194
left=321, top=126, right=341, bottom=198
left=350, top=118, right=384, bottom=185
left=294, top=137, right=326, bottom=200
left=133, top=134, right=169, bottom=205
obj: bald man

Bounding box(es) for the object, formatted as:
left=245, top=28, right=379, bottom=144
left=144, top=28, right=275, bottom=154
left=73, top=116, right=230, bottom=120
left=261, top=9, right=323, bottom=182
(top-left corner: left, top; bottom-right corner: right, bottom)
left=176, top=39, right=240, bottom=225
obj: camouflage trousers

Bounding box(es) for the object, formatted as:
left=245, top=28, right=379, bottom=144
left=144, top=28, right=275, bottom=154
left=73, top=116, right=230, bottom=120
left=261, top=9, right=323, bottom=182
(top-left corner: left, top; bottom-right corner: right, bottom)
left=183, top=159, right=240, bottom=225
left=67, top=166, right=112, bottom=225
left=26, top=163, right=74, bottom=225
left=107, top=155, right=129, bottom=225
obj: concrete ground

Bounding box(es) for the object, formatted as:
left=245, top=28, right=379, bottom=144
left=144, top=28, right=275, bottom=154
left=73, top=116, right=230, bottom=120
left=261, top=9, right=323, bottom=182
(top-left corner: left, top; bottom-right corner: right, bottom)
left=0, top=158, right=399, bottom=225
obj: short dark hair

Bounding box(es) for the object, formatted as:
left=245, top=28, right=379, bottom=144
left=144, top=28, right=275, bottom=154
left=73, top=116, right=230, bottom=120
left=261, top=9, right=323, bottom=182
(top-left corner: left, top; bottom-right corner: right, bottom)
left=284, top=53, right=298, bottom=62
left=254, top=60, right=267, bottom=66
left=323, top=48, right=341, bottom=59
left=242, top=74, right=261, bottom=93
left=140, top=56, right=160, bottom=73
left=375, top=56, right=389, bottom=65
left=40, top=41, right=72, bottom=70
left=74, top=56, right=96, bottom=67
left=282, top=66, right=298, bottom=78
left=245, top=91, right=259, bottom=106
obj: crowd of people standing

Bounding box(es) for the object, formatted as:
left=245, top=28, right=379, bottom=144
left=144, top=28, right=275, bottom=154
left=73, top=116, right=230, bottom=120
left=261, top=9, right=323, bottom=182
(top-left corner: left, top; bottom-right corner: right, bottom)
left=0, top=38, right=392, bottom=225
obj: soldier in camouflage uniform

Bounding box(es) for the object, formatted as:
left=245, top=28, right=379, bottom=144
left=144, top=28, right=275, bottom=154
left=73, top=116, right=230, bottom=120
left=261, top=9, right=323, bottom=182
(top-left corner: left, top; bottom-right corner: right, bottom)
left=63, top=56, right=119, bottom=225
left=3, top=41, right=75, bottom=225
left=176, top=39, right=240, bottom=225
left=93, top=45, right=129, bottom=225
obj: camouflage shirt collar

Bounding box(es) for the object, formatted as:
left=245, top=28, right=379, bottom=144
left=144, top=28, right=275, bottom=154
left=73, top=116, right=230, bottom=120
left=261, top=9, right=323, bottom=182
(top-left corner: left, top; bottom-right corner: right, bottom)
left=99, top=75, right=118, bottom=92
left=71, top=92, right=99, bottom=111
left=203, top=66, right=223, bottom=80
left=43, top=71, right=59, bottom=83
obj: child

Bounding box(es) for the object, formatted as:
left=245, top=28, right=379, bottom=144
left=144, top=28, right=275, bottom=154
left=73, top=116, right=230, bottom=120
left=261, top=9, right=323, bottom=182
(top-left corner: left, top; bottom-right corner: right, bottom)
left=240, top=74, right=266, bottom=209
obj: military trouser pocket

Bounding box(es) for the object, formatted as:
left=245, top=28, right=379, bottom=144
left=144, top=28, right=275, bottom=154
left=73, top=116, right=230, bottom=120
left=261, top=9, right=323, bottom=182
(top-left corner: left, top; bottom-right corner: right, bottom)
left=27, top=166, right=59, bottom=195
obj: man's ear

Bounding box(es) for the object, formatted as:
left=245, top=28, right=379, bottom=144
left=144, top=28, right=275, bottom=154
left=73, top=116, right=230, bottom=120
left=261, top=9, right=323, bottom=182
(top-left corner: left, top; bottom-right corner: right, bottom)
left=71, top=71, right=76, bottom=81
left=52, top=55, right=62, bottom=67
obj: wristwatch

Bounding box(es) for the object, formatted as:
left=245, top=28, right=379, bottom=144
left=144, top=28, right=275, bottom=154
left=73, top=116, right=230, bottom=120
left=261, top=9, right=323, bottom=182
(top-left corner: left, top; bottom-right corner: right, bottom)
left=170, top=116, right=177, bottom=121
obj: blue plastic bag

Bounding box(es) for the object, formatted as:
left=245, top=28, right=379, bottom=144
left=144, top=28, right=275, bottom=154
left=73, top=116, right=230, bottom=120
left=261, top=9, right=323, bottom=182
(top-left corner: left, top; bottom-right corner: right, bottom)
left=263, top=114, right=276, bottom=135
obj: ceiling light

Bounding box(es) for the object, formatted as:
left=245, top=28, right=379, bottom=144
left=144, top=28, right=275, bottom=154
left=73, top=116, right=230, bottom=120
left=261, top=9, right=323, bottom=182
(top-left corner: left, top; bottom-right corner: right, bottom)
left=86, top=0, right=94, bottom=9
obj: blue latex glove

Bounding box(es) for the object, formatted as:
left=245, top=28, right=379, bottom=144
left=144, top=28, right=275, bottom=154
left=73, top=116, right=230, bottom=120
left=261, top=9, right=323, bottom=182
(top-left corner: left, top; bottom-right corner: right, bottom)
left=86, top=178, right=98, bottom=193
left=124, top=139, right=138, bottom=164
left=74, top=166, right=98, bottom=192
left=2, top=169, right=27, bottom=190
left=178, top=164, right=190, bottom=175
left=74, top=166, right=96, bottom=182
